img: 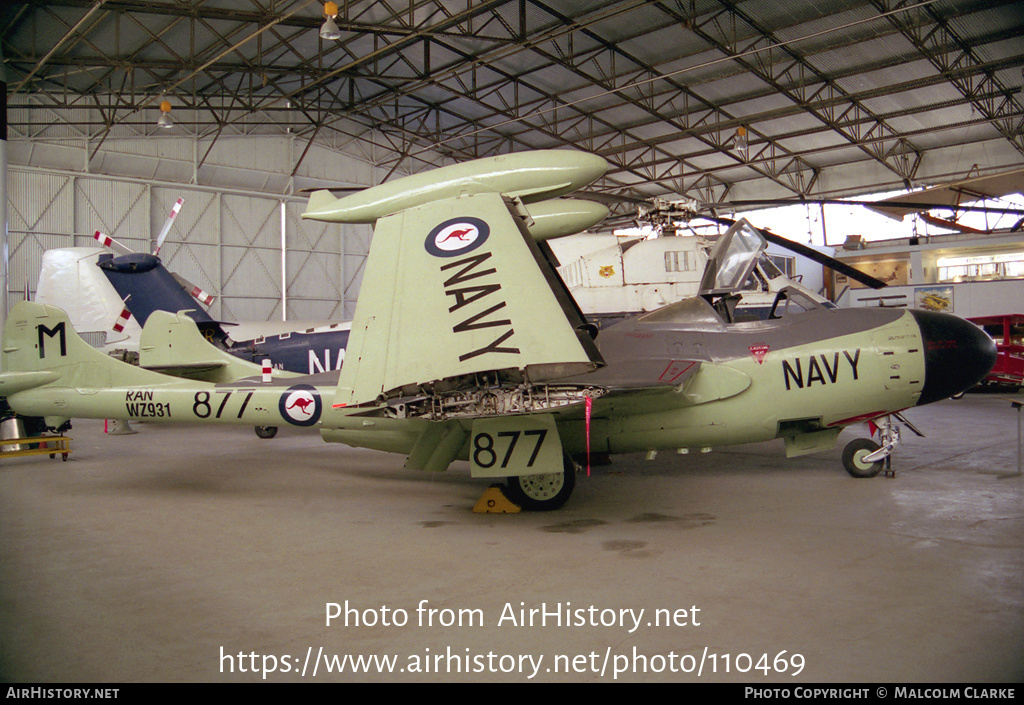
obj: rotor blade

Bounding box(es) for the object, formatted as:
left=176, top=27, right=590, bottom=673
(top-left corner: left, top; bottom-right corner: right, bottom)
left=575, top=190, right=651, bottom=206
left=706, top=198, right=1024, bottom=217
left=112, top=305, right=132, bottom=333
left=583, top=193, right=1024, bottom=219
left=599, top=213, right=646, bottom=229
left=297, top=186, right=367, bottom=195
left=93, top=230, right=135, bottom=255
left=170, top=271, right=215, bottom=306
left=702, top=215, right=889, bottom=290
left=761, top=231, right=889, bottom=290
left=153, top=197, right=184, bottom=256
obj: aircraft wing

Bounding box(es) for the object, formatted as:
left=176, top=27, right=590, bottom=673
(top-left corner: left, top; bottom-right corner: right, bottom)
left=867, top=167, right=1024, bottom=220
left=334, top=190, right=604, bottom=408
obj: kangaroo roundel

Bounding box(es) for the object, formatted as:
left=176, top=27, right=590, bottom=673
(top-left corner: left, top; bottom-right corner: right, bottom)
left=425, top=217, right=490, bottom=258
left=279, top=384, right=322, bottom=426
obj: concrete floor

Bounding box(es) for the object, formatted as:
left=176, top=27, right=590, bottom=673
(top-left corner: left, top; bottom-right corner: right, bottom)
left=1, top=393, right=1021, bottom=683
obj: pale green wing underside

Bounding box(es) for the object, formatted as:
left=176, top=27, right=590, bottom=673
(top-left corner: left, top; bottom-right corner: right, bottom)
left=336, top=192, right=602, bottom=408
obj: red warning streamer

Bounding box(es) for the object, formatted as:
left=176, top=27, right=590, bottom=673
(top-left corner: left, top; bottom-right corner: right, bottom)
left=585, top=395, right=593, bottom=476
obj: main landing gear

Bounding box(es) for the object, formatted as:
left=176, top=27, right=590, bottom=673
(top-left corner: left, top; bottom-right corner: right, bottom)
left=503, top=456, right=578, bottom=511
left=842, top=413, right=924, bottom=478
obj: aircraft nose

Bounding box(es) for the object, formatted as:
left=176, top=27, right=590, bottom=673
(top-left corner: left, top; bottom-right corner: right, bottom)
left=910, top=309, right=997, bottom=405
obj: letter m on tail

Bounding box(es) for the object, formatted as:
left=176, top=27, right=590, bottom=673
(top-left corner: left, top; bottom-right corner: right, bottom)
left=38, top=322, right=67, bottom=359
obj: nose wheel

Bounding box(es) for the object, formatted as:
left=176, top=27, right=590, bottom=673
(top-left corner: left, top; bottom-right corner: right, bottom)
left=842, top=412, right=924, bottom=478
left=842, top=438, right=885, bottom=478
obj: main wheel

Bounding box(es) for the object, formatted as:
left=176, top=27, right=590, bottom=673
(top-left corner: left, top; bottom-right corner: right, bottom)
left=254, top=425, right=278, bottom=439
left=505, top=457, right=576, bottom=511
left=842, top=438, right=883, bottom=478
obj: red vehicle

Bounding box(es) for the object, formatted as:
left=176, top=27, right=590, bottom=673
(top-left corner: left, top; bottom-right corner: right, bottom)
left=967, top=314, right=1024, bottom=390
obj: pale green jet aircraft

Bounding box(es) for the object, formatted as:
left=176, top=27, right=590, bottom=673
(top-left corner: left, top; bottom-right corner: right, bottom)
left=0, top=150, right=997, bottom=510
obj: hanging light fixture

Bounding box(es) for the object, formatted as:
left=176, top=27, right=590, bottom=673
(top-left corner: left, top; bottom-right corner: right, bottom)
left=320, top=2, right=341, bottom=40
left=734, top=126, right=748, bottom=159
left=157, top=100, right=174, bottom=129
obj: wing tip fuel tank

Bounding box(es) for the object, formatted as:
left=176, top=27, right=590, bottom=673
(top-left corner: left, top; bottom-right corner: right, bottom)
left=526, top=199, right=609, bottom=241
left=301, top=149, right=609, bottom=224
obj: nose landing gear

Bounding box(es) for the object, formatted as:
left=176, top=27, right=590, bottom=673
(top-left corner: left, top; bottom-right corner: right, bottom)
left=842, top=412, right=924, bottom=478
left=842, top=437, right=885, bottom=478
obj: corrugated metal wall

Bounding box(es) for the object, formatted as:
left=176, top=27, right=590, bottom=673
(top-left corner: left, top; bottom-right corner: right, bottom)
left=7, top=168, right=368, bottom=324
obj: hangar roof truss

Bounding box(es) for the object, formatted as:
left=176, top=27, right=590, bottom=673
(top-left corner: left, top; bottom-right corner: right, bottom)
left=3, top=0, right=1023, bottom=203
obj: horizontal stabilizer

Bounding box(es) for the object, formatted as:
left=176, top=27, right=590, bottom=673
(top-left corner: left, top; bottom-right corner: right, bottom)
left=0, top=370, right=60, bottom=396
left=304, top=189, right=340, bottom=219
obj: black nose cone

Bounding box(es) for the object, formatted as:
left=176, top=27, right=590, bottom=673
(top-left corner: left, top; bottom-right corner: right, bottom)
left=911, top=309, right=997, bottom=406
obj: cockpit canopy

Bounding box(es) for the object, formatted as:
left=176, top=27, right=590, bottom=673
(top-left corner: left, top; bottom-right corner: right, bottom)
left=639, top=219, right=831, bottom=327
left=698, top=218, right=766, bottom=297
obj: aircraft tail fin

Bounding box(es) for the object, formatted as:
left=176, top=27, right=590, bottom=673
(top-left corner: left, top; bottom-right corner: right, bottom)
left=1, top=301, right=175, bottom=393
left=138, top=310, right=299, bottom=383
left=98, top=253, right=219, bottom=330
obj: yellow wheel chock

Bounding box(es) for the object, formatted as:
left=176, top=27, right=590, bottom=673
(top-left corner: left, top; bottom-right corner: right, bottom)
left=472, top=484, right=522, bottom=513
